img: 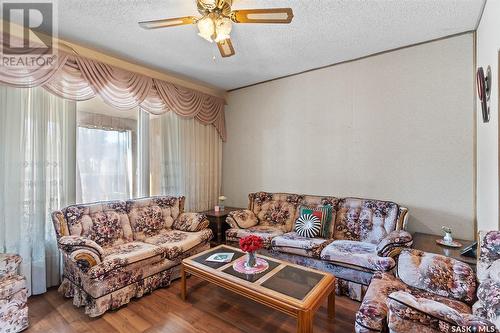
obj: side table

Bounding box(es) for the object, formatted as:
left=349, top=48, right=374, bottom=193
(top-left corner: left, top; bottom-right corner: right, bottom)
left=199, top=207, right=243, bottom=245
left=412, top=232, right=476, bottom=270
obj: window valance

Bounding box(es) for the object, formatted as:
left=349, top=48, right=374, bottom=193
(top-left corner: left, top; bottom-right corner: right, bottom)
left=0, top=50, right=226, bottom=140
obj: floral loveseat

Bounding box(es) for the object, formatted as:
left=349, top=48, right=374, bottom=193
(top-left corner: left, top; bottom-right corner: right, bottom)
left=51, top=196, right=212, bottom=317
left=0, top=253, right=28, bottom=332
left=225, top=192, right=412, bottom=301
left=355, top=246, right=498, bottom=333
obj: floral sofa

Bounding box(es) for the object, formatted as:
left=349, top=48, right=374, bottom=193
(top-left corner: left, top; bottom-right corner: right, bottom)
left=225, top=192, right=412, bottom=301
left=0, top=253, right=28, bottom=332
left=51, top=196, right=213, bottom=317
left=355, top=246, right=498, bottom=333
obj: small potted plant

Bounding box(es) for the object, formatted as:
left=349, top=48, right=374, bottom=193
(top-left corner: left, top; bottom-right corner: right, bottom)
left=239, top=235, right=263, bottom=268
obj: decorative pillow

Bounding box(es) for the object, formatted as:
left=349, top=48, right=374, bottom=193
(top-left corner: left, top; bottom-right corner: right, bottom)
left=297, top=205, right=333, bottom=238
left=173, top=213, right=209, bottom=232
left=295, top=214, right=321, bottom=238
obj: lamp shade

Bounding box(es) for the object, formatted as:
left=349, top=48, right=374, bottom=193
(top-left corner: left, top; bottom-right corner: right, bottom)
left=214, top=17, right=232, bottom=42
left=197, top=16, right=215, bottom=42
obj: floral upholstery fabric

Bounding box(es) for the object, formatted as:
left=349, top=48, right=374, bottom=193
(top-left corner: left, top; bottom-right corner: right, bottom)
left=334, top=197, right=399, bottom=244
left=472, top=230, right=500, bottom=330
left=376, top=230, right=413, bottom=257
left=397, top=249, right=476, bottom=303
left=270, top=232, right=332, bottom=259
left=59, top=243, right=210, bottom=317
left=226, top=209, right=259, bottom=229
left=126, top=196, right=184, bottom=241
left=248, top=192, right=340, bottom=232
left=387, top=291, right=495, bottom=333
left=226, top=226, right=284, bottom=248
left=61, top=201, right=133, bottom=247
left=226, top=191, right=410, bottom=302
left=52, top=196, right=212, bottom=317
left=320, top=240, right=396, bottom=272
left=143, top=229, right=213, bottom=260
left=0, top=253, right=28, bottom=332
left=172, top=212, right=209, bottom=232
left=0, top=254, right=22, bottom=278
left=355, top=272, right=473, bottom=333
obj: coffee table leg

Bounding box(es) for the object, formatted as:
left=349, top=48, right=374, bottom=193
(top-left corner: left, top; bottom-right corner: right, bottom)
left=180, top=265, right=187, bottom=301
left=297, top=310, right=313, bottom=333
left=328, top=291, right=335, bottom=320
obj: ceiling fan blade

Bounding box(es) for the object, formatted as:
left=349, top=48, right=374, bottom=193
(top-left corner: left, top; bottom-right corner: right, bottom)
left=231, top=8, right=294, bottom=24
left=139, top=16, right=197, bottom=29
left=217, top=39, right=235, bottom=58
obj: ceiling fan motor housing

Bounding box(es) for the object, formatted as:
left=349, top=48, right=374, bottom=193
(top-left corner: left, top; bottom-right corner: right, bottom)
left=197, top=0, right=232, bottom=17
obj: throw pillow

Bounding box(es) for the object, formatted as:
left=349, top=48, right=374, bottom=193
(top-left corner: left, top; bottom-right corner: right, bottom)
left=297, top=205, right=333, bottom=238
left=295, top=214, right=321, bottom=238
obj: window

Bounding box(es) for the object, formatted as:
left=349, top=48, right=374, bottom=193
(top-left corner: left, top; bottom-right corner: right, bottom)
left=76, top=98, right=138, bottom=202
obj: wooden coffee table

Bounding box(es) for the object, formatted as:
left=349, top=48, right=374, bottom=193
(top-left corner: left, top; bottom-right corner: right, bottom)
left=181, top=245, right=336, bottom=333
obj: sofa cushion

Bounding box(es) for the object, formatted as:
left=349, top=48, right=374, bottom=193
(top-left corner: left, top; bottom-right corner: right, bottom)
left=320, top=240, right=396, bottom=272
left=271, top=232, right=332, bottom=259
left=64, top=201, right=133, bottom=247
left=102, top=241, right=164, bottom=265
left=143, top=229, right=213, bottom=260
left=126, top=196, right=184, bottom=241
left=297, top=205, right=334, bottom=238
left=334, top=197, right=399, bottom=244
left=0, top=275, right=26, bottom=299
left=397, top=249, right=476, bottom=303
left=226, top=226, right=284, bottom=248
left=172, top=213, right=209, bottom=232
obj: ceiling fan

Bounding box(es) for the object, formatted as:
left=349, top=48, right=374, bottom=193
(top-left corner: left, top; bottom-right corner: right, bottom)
left=139, top=0, right=294, bottom=58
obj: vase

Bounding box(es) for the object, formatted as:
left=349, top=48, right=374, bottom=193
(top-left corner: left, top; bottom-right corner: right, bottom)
left=443, top=232, right=453, bottom=243
left=245, top=251, right=257, bottom=268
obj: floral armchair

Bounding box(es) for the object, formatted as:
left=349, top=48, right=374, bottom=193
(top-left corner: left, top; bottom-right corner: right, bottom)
left=51, top=196, right=213, bottom=317
left=473, top=230, right=500, bottom=330
left=355, top=248, right=497, bottom=333
left=225, top=192, right=412, bottom=301
left=0, top=253, right=29, bottom=332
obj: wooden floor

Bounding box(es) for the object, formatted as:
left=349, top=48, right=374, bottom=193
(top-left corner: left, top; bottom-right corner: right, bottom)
left=26, top=277, right=359, bottom=333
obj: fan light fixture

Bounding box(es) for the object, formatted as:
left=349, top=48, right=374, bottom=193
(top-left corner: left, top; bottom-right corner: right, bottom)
left=197, top=14, right=232, bottom=43
left=139, top=0, right=294, bottom=58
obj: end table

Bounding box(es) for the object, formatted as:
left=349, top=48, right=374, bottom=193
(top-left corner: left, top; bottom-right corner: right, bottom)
left=199, top=207, right=243, bottom=245
left=412, top=232, right=476, bottom=270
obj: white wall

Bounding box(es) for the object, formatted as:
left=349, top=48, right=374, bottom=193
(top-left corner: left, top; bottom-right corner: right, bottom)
left=223, top=34, right=475, bottom=240
left=476, top=0, right=500, bottom=233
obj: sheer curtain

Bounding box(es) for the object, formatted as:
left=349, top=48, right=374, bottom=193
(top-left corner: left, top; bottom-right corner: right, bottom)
left=76, top=127, right=133, bottom=202
left=0, top=86, right=76, bottom=295
left=150, top=111, right=222, bottom=211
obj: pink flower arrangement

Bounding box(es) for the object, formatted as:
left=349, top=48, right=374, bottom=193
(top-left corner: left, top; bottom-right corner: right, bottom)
left=239, top=235, right=263, bottom=253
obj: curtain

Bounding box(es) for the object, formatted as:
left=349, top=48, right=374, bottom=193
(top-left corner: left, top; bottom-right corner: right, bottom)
left=0, top=86, right=76, bottom=295
left=76, top=127, right=133, bottom=202
left=150, top=111, right=222, bottom=211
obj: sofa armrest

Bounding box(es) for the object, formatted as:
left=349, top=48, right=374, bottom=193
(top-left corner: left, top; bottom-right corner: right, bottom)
left=58, top=236, right=104, bottom=272
left=226, top=209, right=258, bottom=229
left=388, top=291, right=496, bottom=332
left=173, top=212, right=210, bottom=232
left=0, top=253, right=22, bottom=277
left=376, top=230, right=413, bottom=257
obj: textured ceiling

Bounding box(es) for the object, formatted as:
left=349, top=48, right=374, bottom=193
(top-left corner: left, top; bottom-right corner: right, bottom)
left=52, top=0, right=485, bottom=90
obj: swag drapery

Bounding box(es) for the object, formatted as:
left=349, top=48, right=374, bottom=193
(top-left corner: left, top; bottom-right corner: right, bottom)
left=0, top=52, right=226, bottom=141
